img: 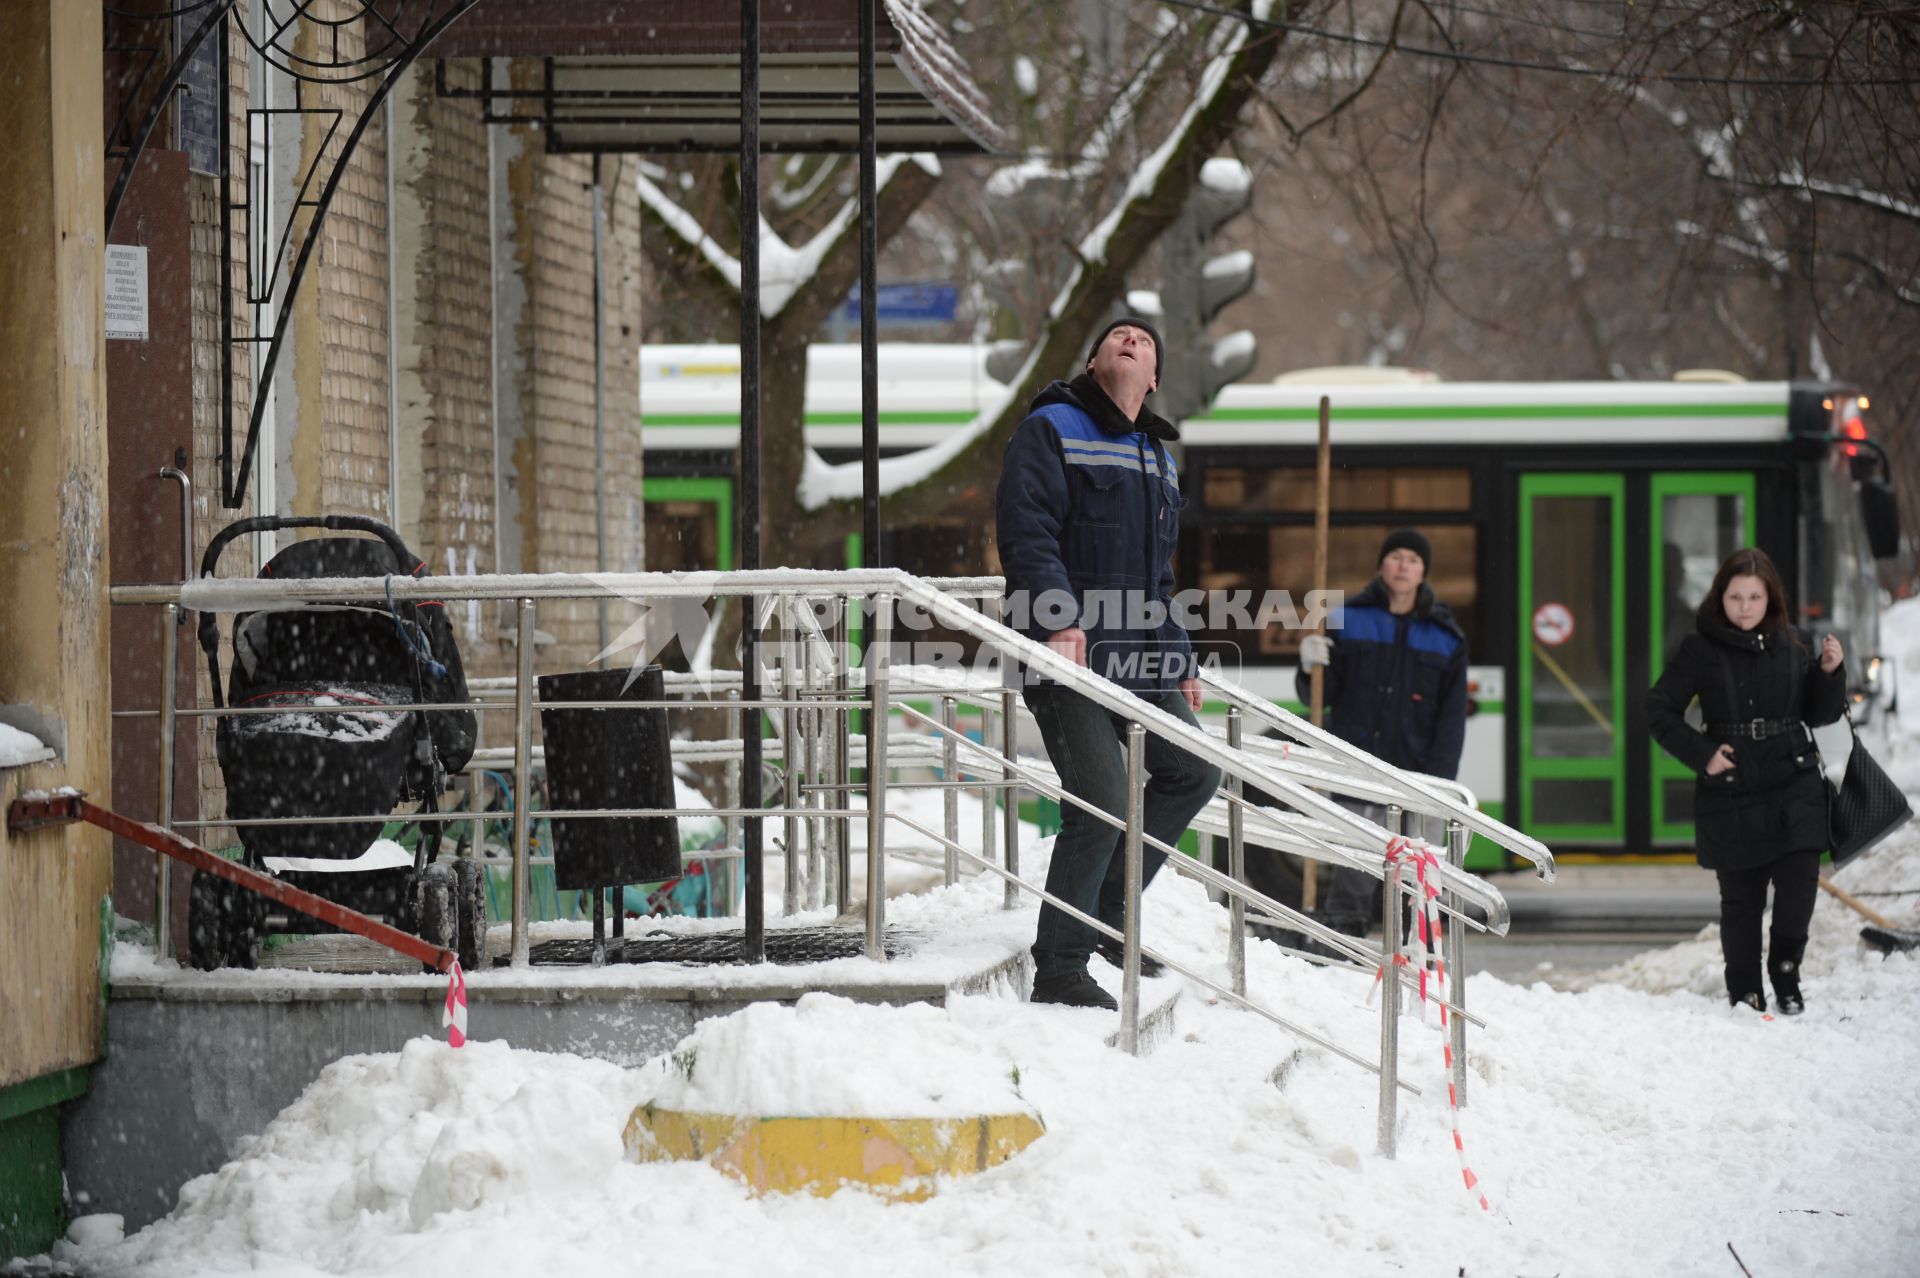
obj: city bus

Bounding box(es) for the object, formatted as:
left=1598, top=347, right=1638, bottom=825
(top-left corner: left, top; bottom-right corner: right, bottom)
left=640, top=344, right=1901, bottom=864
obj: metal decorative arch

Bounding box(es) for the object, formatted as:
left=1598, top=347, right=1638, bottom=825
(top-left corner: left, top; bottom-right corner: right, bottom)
left=104, top=0, right=484, bottom=508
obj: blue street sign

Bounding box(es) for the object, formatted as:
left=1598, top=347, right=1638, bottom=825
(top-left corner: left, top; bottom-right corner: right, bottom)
left=840, top=282, right=959, bottom=326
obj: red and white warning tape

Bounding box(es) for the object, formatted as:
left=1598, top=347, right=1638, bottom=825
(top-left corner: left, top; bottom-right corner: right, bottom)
left=1381, top=836, right=1491, bottom=1212
left=442, top=959, right=468, bottom=1048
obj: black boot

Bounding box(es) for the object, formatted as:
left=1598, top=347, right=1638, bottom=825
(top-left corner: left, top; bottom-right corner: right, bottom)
left=1729, top=990, right=1767, bottom=1013
left=1094, top=938, right=1164, bottom=978
left=1769, top=957, right=1805, bottom=1016
left=1031, top=969, right=1118, bottom=1010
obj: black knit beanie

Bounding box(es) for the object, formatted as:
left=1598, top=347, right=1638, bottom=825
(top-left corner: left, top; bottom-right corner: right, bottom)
left=1378, top=527, right=1432, bottom=573
left=1086, top=316, right=1164, bottom=384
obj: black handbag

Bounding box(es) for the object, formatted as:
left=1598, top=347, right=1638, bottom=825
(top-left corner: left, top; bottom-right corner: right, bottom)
left=1826, top=718, right=1912, bottom=865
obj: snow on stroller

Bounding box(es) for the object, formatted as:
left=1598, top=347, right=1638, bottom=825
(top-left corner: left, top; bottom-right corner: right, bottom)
left=189, top=516, right=481, bottom=970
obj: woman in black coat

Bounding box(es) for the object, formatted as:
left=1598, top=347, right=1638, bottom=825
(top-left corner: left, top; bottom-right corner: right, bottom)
left=1645, top=548, right=1847, bottom=1014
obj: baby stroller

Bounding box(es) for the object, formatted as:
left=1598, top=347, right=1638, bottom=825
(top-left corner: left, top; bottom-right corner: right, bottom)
left=189, top=515, right=482, bottom=970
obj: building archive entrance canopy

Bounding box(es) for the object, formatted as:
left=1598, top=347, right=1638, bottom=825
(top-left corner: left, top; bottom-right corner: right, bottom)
left=426, top=0, right=1008, bottom=154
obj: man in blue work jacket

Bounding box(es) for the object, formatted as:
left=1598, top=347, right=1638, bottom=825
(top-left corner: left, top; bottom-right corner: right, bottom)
left=1290, top=528, right=1469, bottom=936
left=996, top=317, right=1222, bottom=1009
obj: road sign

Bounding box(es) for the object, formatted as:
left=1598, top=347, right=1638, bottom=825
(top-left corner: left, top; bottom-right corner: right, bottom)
left=1532, top=602, right=1575, bottom=646
left=839, top=282, right=958, bottom=327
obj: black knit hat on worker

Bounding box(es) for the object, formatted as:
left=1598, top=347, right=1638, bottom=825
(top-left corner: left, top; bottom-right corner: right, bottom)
left=1378, top=527, right=1432, bottom=573
left=1087, top=316, right=1164, bottom=384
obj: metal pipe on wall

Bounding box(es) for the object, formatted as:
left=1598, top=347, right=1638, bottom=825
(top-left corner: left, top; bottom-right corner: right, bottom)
left=591, top=156, right=609, bottom=659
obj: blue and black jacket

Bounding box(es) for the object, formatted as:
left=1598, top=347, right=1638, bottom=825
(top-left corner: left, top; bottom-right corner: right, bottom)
left=995, top=376, right=1193, bottom=694
left=1296, top=578, right=1468, bottom=777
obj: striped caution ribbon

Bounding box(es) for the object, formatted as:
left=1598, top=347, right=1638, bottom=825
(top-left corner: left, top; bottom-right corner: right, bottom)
left=441, top=959, right=468, bottom=1048
left=1399, top=840, right=1490, bottom=1213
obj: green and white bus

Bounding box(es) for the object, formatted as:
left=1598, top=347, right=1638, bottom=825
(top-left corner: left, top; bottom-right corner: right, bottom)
left=641, top=346, right=1901, bottom=865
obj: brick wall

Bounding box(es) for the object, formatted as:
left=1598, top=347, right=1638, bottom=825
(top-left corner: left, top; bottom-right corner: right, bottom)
left=394, top=60, right=500, bottom=675
left=498, top=89, right=645, bottom=673
left=185, top=22, right=649, bottom=831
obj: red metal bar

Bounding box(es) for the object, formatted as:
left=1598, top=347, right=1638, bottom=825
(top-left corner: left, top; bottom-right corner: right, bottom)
left=8, top=793, right=457, bottom=973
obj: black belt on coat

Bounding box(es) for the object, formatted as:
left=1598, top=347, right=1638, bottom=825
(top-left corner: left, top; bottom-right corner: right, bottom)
left=1704, top=718, right=1806, bottom=740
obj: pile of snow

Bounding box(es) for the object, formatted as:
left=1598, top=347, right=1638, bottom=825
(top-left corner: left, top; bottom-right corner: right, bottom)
left=632, top=993, right=1030, bottom=1119
left=0, top=720, right=53, bottom=768
left=64, top=820, right=1920, bottom=1276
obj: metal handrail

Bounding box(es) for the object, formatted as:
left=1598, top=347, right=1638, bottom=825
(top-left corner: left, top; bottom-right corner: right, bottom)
left=120, top=564, right=1543, bottom=1152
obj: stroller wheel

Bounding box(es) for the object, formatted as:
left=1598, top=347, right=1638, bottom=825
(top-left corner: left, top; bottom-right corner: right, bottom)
left=187, top=871, right=225, bottom=971
left=226, top=889, right=265, bottom=970
left=452, top=858, right=488, bottom=970
left=415, top=864, right=456, bottom=972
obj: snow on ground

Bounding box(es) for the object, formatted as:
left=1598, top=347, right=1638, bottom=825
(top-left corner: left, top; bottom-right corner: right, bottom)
left=64, top=822, right=1920, bottom=1277
left=47, top=615, right=1920, bottom=1276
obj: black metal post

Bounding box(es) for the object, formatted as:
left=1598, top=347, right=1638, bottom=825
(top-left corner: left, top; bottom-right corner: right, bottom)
left=218, top=8, right=233, bottom=507
left=739, top=0, right=765, bottom=963
left=858, top=0, right=879, bottom=568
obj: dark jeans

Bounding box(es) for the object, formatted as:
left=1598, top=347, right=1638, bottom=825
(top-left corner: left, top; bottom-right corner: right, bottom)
left=1025, top=683, right=1223, bottom=979
left=1715, top=849, right=1821, bottom=1001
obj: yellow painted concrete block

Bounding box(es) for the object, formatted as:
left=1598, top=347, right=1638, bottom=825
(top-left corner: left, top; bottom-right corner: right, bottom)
left=624, top=1106, right=1045, bottom=1201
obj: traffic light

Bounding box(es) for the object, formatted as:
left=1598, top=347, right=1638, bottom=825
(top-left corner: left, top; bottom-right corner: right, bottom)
left=1152, top=156, right=1258, bottom=423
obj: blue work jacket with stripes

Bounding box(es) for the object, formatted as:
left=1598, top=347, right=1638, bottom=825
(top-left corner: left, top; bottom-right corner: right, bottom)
left=995, top=377, right=1193, bottom=694
left=1295, top=578, right=1469, bottom=777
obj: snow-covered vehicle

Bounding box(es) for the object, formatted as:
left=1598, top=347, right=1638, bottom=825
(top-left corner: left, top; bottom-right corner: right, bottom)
left=188, top=516, right=481, bottom=970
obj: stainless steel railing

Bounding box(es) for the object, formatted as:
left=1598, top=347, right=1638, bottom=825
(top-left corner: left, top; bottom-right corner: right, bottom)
left=114, top=565, right=1552, bottom=1153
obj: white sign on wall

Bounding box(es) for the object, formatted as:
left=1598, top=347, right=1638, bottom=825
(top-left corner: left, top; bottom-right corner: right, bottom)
left=105, top=244, right=149, bottom=341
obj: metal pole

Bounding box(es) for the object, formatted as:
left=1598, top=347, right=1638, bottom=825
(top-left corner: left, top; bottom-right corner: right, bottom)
left=511, top=598, right=535, bottom=967
left=591, top=159, right=609, bottom=659
left=1119, top=723, right=1146, bottom=1055
left=832, top=606, right=852, bottom=915
left=217, top=8, right=233, bottom=504
left=803, top=664, right=823, bottom=910
left=981, top=697, right=997, bottom=868
left=1000, top=688, right=1020, bottom=910
left=941, top=695, right=959, bottom=886
left=724, top=687, right=742, bottom=918
left=155, top=603, right=180, bottom=961
left=1447, top=816, right=1470, bottom=1108
left=157, top=467, right=192, bottom=597
left=1226, top=706, right=1246, bottom=998
left=1378, top=803, right=1404, bottom=1157
left=858, top=0, right=879, bottom=565
left=739, top=0, right=764, bottom=963
left=782, top=614, right=800, bottom=915
left=864, top=593, right=893, bottom=959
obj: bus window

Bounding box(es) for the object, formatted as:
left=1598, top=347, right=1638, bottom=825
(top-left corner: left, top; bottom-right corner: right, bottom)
left=1206, top=466, right=1471, bottom=513
left=1656, top=490, right=1747, bottom=662
left=1192, top=522, right=1478, bottom=659
left=1800, top=450, right=1880, bottom=664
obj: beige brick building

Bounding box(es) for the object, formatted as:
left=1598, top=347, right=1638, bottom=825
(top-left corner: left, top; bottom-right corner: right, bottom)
left=178, top=27, right=647, bottom=844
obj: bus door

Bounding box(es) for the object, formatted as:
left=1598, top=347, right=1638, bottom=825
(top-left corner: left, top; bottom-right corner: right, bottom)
left=1647, top=474, right=1755, bottom=844
left=1517, top=474, right=1626, bottom=844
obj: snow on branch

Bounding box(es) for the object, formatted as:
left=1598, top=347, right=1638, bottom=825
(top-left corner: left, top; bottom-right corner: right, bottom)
left=984, top=29, right=1183, bottom=200
left=638, top=156, right=940, bottom=321
left=1772, top=173, right=1920, bottom=226
left=797, top=2, right=1274, bottom=511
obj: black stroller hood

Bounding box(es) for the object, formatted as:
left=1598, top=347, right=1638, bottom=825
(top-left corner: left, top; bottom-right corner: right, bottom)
left=199, top=517, right=475, bottom=863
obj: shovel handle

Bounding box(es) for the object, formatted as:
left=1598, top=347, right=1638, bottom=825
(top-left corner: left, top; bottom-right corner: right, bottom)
left=1818, top=875, right=1897, bottom=930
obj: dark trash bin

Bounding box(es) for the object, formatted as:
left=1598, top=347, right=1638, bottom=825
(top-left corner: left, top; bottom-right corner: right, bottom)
left=537, top=666, right=681, bottom=889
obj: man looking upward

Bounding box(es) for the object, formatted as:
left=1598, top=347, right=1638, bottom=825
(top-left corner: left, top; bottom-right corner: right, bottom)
left=996, top=318, right=1222, bottom=1009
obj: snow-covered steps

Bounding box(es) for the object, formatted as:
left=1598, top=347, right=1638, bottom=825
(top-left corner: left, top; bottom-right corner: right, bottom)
left=66, top=919, right=1034, bottom=1232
